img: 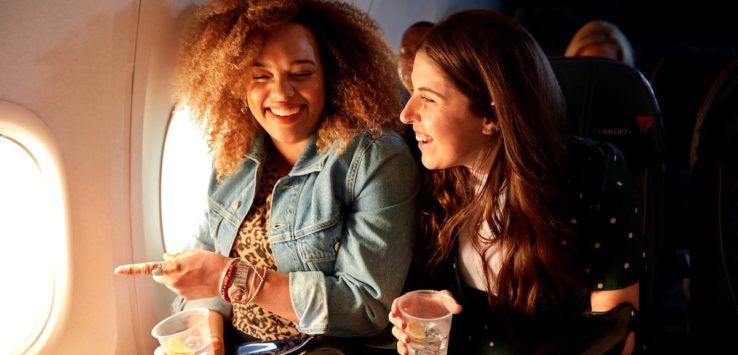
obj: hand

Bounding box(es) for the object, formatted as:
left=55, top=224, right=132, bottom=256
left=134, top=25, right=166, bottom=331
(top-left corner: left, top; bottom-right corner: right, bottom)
left=114, top=250, right=232, bottom=300
left=388, top=290, right=462, bottom=355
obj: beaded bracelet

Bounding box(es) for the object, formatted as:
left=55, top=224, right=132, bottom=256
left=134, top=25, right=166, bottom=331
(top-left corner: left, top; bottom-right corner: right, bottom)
left=219, top=258, right=239, bottom=303
left=245, top=266, right=269, bottom=305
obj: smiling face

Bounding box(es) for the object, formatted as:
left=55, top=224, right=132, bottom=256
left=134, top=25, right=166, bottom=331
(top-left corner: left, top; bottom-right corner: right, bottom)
left=246, top=23, right=325, bottom=161
left=400, top=51, right=494, bottom=170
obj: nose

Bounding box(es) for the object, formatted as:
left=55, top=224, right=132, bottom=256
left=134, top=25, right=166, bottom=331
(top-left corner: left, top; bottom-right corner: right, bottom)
left=400, top=96, right=418, bottom=125
left=272, top=76, right=295, bottom=99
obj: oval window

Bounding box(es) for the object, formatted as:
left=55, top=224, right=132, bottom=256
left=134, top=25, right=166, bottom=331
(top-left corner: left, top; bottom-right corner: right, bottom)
left=160, top=106, right=212, bottom=253
left=0, top=135, right=57, bottom=354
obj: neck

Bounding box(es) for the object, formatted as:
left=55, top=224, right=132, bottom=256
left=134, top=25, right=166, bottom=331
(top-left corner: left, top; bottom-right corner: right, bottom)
left=270, top=139, right=306, bottom=172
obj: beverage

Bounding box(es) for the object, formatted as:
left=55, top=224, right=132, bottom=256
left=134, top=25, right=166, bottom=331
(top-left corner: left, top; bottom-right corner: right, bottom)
left=398, top=290, right=454, bottom=355
left=164, top=335, right=214, bottom=355
left=152, top=308, right=214, bottom=355
left=406, top=320, right=449, bottom=355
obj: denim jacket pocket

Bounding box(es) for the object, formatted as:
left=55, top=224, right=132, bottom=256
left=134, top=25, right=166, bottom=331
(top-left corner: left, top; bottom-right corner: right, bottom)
left=294, top=220, right=341, bottom=273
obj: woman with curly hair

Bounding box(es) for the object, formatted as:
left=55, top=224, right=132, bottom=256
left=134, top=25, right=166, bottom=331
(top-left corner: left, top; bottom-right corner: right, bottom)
left=388, top=10, right=642, bottom=355
left=115, top=0, right=418, bottom=352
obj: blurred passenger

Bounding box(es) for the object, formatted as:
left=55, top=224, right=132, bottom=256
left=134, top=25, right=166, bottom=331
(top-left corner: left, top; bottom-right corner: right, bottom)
left=398, top=21, right=433, bottom=164
left=565, top=20, right=634, bottom=66
left=389, top=10, right=642, bottom=355
left=398, top=21, right=434, bottom=96
left=115, top=0, right=418, bottom=353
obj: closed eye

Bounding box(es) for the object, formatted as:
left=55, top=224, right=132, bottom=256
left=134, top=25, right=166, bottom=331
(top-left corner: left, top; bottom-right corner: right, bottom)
left=420, top=95, right=435, bottom=104
left=292, top=71, right=314, bottom=79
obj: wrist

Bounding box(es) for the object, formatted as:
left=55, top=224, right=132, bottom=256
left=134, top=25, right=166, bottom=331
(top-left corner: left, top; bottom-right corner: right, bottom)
left=219, top=258, right=239, bottom=302
left=226, top=260, right=268, bottom=304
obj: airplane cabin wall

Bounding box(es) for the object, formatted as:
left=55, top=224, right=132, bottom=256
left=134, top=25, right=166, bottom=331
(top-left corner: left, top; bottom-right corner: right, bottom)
left=0, top=1, right=199, bottom=353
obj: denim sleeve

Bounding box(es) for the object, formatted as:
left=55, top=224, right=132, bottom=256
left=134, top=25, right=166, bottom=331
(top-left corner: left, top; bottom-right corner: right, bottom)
left=289, top=132, right=419, bottom=336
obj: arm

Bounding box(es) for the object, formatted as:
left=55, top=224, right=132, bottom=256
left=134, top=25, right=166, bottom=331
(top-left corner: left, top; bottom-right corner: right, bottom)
left=580, top=141, right=643, bottom=355
left=591, top=283, right=639, bottom=355
left=288, top=133, right=419, bottom=335
left=115, top=134, right=418, bottom=334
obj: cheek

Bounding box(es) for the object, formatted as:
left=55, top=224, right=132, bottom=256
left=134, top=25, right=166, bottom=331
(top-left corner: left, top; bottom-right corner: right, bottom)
left=246, top=88, right=261, bottom=109
left=307, top=83, right=325, bottom=108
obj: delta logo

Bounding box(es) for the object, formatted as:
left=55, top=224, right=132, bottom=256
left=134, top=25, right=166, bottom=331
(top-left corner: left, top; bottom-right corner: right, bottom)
left=637, top=115, right=655, bottom=134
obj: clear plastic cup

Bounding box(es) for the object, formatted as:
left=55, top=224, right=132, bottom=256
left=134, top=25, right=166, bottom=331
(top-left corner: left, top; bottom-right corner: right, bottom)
left=397, top=290, right=453, bottom=355
left=151, top=307, right=214, bottom=355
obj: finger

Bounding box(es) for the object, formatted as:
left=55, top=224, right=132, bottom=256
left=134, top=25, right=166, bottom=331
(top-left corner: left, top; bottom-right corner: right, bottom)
left=162, top=253, right=177, bottom=261
left=114, top=262, right=162, bottom=276
left=396, top=339, right=408, bottom=355
left=439, top=290, right=463, bottom=314
left=391, top=325, right=410, bottom=344
left=388, top=310, right=406, bottom=329
left=211, top=335, right=223, bottom=351
left=152, top=274, right=166, bottom=284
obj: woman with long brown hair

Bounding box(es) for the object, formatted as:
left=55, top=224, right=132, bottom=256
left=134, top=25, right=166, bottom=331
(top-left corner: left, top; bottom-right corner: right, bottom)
left=390, top=10, right=642, bottom=354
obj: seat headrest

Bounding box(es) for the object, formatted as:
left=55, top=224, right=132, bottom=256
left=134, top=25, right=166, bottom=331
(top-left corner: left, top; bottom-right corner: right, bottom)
left=691, top=60, right=738, bottom=166
left=550, top=58, right=664, bottom=168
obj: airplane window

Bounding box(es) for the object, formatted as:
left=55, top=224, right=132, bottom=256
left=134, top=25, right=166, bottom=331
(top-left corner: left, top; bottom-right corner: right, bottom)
left=160, top=106, right=212, bottom=253
left=0, top=135, right=56, bottom=354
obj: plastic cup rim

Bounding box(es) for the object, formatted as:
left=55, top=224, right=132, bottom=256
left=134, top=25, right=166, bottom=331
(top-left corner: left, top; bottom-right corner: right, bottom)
left=398, top=289, right=454, bottom=322
left=151, top=307, right=210, bottom=340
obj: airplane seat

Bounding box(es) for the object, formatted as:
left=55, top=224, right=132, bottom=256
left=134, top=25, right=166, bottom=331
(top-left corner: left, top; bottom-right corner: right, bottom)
left=688, top=60, right=738, bottom=351
left=549, top=57, right=665, bottom=353
left=649, top=51, right=737, bottom=313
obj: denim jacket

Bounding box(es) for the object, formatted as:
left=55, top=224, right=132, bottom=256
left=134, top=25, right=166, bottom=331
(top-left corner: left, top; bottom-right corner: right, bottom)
left=173, top=129, right=419, bottom=337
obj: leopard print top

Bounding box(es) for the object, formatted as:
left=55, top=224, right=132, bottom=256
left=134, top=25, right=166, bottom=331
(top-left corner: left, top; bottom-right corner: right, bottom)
left=229, top=153, right=304, bottom=341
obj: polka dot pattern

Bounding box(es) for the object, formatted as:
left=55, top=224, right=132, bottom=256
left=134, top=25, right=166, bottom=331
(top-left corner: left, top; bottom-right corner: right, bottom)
left=442, top=137, right=645, bottom=354
left=564, top=137, right=643, bottom=293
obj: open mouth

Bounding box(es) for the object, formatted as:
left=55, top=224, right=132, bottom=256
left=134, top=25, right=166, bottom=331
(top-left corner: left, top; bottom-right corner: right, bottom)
left=268, top=106, right=302, bottom=124
left=415, top=132, right=433, bottom=147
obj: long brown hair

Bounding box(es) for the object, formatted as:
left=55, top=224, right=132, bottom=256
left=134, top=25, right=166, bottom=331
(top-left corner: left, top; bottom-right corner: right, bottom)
left=419, top=10, right=586, bottom=315
left=175, top=0, right=402, bottom=177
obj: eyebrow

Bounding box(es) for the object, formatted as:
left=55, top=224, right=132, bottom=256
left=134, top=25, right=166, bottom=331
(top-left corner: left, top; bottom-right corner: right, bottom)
left=415, top=87, right=445, bottom=99
left=252, top=59, right=317, bottom=68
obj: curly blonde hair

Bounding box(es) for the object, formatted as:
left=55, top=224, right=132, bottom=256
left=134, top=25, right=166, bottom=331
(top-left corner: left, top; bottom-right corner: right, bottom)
left=175, top=0, right=403, bottom=177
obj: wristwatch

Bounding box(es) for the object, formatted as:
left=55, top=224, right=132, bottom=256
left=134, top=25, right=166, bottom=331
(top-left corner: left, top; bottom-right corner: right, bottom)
left=227, top=260, right=250, bottom=303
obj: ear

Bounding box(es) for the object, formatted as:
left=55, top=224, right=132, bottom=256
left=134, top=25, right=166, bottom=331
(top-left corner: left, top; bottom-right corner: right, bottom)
left=481, top=117, right=497, bottom=136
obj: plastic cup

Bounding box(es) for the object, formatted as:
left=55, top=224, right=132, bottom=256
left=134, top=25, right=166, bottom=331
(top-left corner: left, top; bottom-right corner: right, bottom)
left=151, top=307, right=214, bottom=355
left=397, top=290, right=453, bottom=355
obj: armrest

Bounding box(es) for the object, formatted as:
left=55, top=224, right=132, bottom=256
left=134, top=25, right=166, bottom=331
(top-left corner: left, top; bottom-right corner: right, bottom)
left=535, top=303, right=637, bottom=355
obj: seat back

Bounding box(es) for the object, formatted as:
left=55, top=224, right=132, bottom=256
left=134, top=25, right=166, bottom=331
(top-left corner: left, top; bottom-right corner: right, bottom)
left=650, top=50, right=736, bottom=281
left=688, top=60, right=738, bottom=349
left=549, top=57, right=665, bottom=350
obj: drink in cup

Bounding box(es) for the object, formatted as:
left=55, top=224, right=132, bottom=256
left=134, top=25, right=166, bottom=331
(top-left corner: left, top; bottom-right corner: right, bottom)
left=151, top=307, right=214, bottom=355
left=397, top=290, right=453, bottom=355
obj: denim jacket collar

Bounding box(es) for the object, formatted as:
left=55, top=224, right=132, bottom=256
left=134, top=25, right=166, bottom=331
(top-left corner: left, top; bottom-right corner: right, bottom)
left=244, top=130, right=330, bottom=176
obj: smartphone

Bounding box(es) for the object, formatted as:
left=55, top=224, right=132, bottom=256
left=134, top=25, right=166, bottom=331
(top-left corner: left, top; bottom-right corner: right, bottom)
left=236, top=336, right=313, bottom=355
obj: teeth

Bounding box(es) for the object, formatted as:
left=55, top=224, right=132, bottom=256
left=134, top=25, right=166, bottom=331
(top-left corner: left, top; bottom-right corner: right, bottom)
left=415, top=133, right=431, bottom=143
left=271, top=107, right=300, bottom=116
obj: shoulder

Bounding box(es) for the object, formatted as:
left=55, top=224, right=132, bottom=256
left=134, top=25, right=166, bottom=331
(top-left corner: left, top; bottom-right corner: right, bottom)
left=565, top=135, right=629, bottom=190
left=353, top=128, right=410, bottom=151
left=340, top=129, right=415, bottom=164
